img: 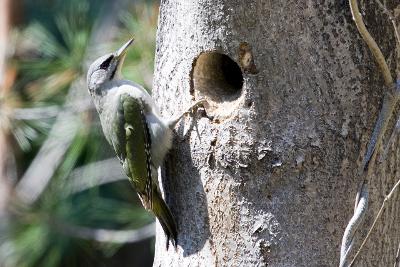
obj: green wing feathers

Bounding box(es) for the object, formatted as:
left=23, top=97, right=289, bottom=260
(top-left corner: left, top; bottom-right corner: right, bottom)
left=121, top=94, right=152, bottom=206
left=119, top=94, right=177, bottom=247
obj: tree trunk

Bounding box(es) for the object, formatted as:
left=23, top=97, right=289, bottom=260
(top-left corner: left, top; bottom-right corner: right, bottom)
left=152, top=0, right=400, bottom=266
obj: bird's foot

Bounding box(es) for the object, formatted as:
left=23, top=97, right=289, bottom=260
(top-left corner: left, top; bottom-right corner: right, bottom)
left=167, top=99, right=206, bottom=129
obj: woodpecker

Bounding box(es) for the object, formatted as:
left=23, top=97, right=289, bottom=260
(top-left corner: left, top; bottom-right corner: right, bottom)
left=87, top=38, right=202, bottom=248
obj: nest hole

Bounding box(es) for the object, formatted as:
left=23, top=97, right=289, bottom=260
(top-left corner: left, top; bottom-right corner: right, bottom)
left=191, top=52, right=243, bottom=103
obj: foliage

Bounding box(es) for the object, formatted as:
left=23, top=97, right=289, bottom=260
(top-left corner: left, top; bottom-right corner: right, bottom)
left=0, top=1, right=160, bottom=266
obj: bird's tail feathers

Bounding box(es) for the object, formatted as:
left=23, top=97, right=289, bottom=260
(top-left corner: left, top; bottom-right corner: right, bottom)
left=152, top=191, right=178, bottom=249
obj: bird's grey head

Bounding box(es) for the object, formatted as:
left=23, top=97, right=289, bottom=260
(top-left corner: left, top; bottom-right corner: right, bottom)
left=87, top=38, right=134, bottom=95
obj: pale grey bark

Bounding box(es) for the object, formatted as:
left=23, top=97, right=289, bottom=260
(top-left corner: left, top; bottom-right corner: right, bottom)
left=152, top=0, right=400, bottom=266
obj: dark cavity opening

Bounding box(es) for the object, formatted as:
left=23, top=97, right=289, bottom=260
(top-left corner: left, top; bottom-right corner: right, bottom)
left=191, top=52, right=243, bottom=102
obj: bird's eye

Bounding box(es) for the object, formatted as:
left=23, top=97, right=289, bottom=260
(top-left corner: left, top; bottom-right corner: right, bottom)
left=100, top=55, right=113, bottom=69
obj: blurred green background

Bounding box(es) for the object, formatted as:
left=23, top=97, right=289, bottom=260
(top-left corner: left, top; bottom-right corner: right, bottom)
left=0, top=0, right=160, bottom=266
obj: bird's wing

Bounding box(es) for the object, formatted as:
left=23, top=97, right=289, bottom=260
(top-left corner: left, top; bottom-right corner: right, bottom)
left=112, top=93, right=153, bottom=209
left=112, top=92, right=177, bottom=246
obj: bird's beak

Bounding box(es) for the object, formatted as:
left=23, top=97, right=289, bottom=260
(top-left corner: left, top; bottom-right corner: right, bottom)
left=115, top=37, right=134, bottom=65
left=116, top=38, right=134, bottom=58
left=113, top=38, right=134, bottom=77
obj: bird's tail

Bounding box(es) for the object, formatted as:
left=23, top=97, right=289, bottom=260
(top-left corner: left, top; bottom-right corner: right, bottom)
left=152, top=190, right=178, bottom=249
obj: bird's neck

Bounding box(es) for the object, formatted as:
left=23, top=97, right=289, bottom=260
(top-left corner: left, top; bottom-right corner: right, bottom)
left=92, top=79, right=122, bottom=114
left=92, top=83, right=111, bottom=114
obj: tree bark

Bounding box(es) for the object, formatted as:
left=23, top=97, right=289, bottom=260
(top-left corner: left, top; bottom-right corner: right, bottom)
left=152, top=0, right=400, bottom=266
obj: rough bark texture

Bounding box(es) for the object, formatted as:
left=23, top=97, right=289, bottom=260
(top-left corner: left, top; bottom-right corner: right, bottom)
left=152, top=0, right=400, bottom=266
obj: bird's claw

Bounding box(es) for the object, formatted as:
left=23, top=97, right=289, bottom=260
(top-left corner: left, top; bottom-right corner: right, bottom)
left=168, top=99, right=207, bottom=128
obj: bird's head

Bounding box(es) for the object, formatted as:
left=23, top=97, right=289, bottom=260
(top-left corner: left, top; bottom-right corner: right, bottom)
left=87, top=38, right=134, bottom=95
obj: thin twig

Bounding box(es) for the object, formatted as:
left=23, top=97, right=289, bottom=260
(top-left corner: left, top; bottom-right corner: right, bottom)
left=349, top=178, right=400, bottom=266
